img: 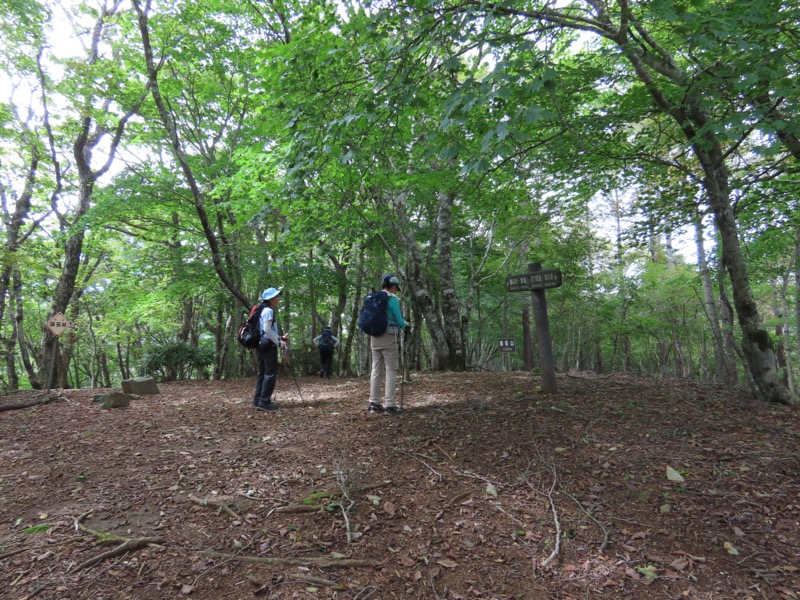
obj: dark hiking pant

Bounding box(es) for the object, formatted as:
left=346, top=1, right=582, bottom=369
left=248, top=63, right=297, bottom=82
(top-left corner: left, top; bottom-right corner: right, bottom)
left=253, top=344, right=279, bottom=405
left=319, top=348, right=334, bottom=378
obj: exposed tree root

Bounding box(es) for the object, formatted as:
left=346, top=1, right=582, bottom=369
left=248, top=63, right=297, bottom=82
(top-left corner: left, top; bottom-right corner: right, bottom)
left=68, top=536, right=165, bottom=573
left=274, top=504, right=322, bottom=513
left=247, top=572, right=346, bottom=592
left=201, top=550, right=377, bottom=569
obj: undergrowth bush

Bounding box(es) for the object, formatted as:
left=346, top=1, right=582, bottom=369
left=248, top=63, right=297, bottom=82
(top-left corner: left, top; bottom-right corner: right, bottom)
left=141, top=341, right=214, bottom=381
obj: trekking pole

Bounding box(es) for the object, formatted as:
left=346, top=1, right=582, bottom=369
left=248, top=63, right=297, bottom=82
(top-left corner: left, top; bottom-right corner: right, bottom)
left=399, top=327, right=409, bottom=408
left=288, top=363, right=305, bottom=403
left=282, top=340, right=305, bottom=403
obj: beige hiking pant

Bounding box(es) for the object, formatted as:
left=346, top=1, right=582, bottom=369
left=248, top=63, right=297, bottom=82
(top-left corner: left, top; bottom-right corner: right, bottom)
left=369, top=330, right=400, bottom=407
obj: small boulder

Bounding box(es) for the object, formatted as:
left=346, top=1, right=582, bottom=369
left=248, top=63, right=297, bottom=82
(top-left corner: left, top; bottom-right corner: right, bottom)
left=93, top=392, right=132, bottom=409
left=121, top=377, right=160, bottom=395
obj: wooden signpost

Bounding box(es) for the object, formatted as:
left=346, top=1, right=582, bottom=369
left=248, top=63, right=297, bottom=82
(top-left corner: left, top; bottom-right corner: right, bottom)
left=499, top=338, right=516, bottom=352
left=506, top=263, right=562, bottom=393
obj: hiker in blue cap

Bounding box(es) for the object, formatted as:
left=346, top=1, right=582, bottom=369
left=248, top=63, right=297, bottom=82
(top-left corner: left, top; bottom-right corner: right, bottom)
left=368, top=275, right=410, bottom=414
left=253, top=287, right=289, bottom=411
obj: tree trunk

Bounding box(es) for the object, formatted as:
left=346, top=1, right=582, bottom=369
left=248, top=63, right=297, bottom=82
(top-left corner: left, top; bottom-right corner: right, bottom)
left=717, top=264, right=740, bottom=387
left=385, top=192, right=450, bottom=369
left=702, top=156, right=791, bottom=403
left=436, top=192, right=466, bottom=370
left=693, top=212, right=729, bottom=383
left=134, top=0, right=250, bottom=310
left=522, top=303, right=533, bottom=371
left=620, top=16, right=792, bottom=404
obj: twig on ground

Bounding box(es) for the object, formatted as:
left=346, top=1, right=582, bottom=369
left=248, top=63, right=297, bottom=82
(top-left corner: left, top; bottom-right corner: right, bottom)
left=451, top=468, right=498, bottom=487
left=329, top=456, right=369, bottom=544
left=188, top=494, right=242, bottom=520
left=398, top=449, right=443, bottom=481
left=563, top=491, right=611, bottom=553
left=352, top=585, right=381, bottom=599
left=432, top=442, right=454, bottom=462
left=270, top=574, right=346, bottom=590
left=539, top=461, right=561, bottom=568
left=445, top=490, right=475, bottom=507
left=0, top=536, right=85, bottom=560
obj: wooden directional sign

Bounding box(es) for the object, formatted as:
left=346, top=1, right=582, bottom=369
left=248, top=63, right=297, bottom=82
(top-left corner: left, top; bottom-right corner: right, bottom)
left=46, top=312, right=72, bottom=337
left=506, top=263, right=560, bottom=393
left=506, top=269, right=562, bottom=291
left=499, top=338, right=516, bottom=352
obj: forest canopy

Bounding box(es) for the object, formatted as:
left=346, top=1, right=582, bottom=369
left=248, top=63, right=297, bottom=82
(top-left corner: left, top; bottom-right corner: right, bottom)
left=0, top=0, right=798, bottom=404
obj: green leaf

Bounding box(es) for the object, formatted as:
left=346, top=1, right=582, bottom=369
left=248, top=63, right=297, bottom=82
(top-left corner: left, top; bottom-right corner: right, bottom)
left=23, top=525, right=50, bottom=534
left=636, top=565, right=659, bottom=579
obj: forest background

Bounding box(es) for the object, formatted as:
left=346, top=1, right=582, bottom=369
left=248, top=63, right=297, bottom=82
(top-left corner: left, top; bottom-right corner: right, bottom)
left=0, top=0, right=798, bottom=405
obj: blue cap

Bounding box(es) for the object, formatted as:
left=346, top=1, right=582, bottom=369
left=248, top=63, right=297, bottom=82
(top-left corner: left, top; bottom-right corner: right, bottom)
left=261, top=287, right=282, bottom=301
left=385, top=275, right=401, bottom=289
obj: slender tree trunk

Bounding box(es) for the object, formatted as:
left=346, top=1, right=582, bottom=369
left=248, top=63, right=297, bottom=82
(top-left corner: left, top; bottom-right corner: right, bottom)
left=796, top=263, right=800, bottom=392
left=134, top=0, right=249, bottom=310
left=437, top=192, right=466, bottom=370
left=522, top=303, right=533, bottom=371
left=718, top=262, right=740, bottom=387
left=693, top=212, right=728, bottom=383
left=385, top=192, right=450, bottom=369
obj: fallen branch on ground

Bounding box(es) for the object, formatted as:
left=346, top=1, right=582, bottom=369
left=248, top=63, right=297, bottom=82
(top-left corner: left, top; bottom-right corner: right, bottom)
left=0, top=395, right=64, bottom=412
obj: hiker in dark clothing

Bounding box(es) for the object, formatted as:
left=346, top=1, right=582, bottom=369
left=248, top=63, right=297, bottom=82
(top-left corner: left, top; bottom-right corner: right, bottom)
left=253, top=287, right=289, bottom=411
left=312, top=326, right=340, bottom=379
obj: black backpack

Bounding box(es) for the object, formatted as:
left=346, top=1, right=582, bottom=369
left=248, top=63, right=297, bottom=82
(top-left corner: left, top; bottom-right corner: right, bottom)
left=238, top=303, right=265, bottom=349
left=358, top=290, right=389, bottom=336
left=319, top=330, right=335, bottom=350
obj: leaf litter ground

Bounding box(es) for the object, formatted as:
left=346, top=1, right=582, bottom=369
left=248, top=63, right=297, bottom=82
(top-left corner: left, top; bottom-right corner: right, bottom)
left=1, top=372, right=799, bottom=599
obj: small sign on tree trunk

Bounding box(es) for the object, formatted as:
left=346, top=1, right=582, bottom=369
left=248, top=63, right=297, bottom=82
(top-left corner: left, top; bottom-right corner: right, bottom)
left=46, top=313, right=72, bottom=337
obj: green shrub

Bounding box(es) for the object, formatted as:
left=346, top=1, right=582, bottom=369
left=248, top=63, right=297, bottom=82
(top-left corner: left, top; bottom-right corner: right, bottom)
left=140, top=341, right=214, bottom=381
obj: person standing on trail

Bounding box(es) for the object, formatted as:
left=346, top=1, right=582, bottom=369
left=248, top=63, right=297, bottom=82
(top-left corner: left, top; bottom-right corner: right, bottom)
left=368, top=275, right=410, bottom=415
left=253, top=287, right=289, bottom=411
left=312, top=326, right=340, bottom=379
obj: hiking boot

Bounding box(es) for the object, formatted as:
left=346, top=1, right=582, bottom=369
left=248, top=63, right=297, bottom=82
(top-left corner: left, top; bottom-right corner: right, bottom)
left=384, top=406, right=403, bottom=415
left=255, top=401, right=279, bottom=411
left=368, top=402, right=384, bottom=414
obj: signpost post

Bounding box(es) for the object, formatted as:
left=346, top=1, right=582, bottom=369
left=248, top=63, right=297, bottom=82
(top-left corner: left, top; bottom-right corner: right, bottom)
left=505, top=263, right=562, bottom=393
left=45, top=312, right=72, bottom=393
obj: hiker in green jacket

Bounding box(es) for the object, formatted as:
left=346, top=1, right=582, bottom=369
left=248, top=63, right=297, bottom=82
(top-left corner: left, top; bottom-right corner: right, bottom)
left=368, top=275, right=409, bottom=415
